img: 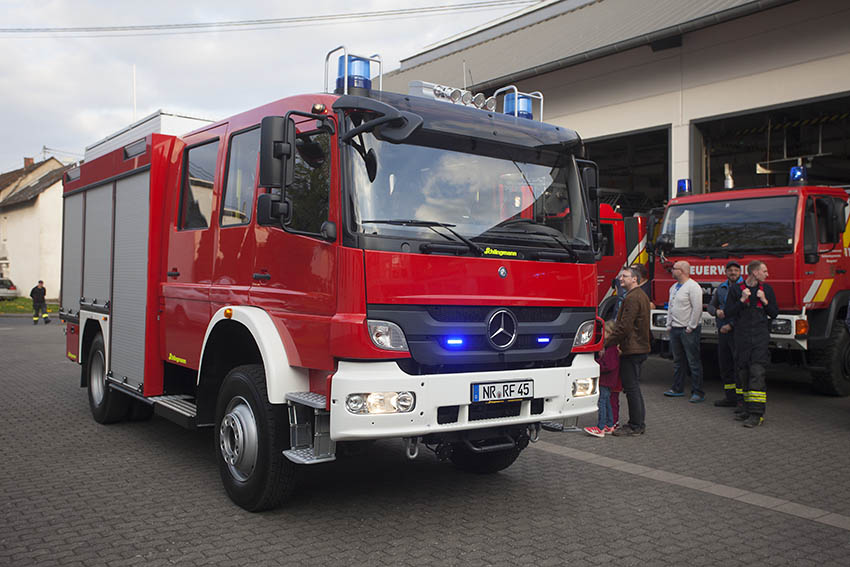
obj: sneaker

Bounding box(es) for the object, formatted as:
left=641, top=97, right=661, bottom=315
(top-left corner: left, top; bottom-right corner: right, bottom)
left=742, top=415, right=764, bottom=428
left=663, top=390, right=685, bottom=397
left=611, top=425, right=644, bottom=436
left=602, top=426, right=616, bottom=434
left=583, top=426, right=605, bottom=438
left=734, top=412, right=750, bottom=421
left=714, top=399, right=737, bottom=407
left=540, top=421, right=564, bottom=432
left=689, top=394, right=705, bottom=403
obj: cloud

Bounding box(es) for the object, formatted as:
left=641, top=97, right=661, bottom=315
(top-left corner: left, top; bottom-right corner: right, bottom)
left=0, top=0, right=522, bottom=170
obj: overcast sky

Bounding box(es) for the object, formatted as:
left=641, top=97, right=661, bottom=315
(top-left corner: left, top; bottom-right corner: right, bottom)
left=0, top=0, right=536, bottom=172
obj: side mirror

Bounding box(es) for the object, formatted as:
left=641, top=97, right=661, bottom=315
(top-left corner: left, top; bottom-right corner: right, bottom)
left=656, top=233, right=674, bottom=255
left=256, top=192, right=292, bottom=227
left=320, top=221, right=337, bottom=242
left=259, top=116, right=296, bottom=189
left=826, top=198, right=845, bottom=243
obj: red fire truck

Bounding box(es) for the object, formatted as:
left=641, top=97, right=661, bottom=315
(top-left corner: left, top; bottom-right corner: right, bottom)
left=649, top=177, right=850, bottom=396
left=596, top=203, right=650, bottom=317
left=60, top=49, right=605, bottom=511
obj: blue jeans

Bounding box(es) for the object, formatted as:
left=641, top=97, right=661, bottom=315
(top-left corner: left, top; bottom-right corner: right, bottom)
left=670, top=326, right=704, bottom=396
left=597, top=386, right=613, bottom=428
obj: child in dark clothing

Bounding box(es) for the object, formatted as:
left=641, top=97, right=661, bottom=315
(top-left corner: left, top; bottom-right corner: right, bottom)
left=585, top=320, right=621, bottom=438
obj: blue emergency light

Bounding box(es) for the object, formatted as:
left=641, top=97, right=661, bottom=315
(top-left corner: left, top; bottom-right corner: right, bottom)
left=504, top=93, right=533, bottom=119
left=789, top=165, right=807, bottom=186
left=677, top=178, right=692, bottom=196
left=537, top=337, right=551, bottom=344
left=337, top=55, right=372, bottom=92
left=445, top=337, right=465, bottom=348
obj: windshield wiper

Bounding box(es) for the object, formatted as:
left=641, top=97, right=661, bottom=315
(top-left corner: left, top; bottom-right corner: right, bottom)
left=361, top=219, right=484, bottom=256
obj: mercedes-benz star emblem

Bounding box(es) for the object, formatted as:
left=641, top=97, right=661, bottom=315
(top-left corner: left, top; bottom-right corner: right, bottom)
left=498, top=266, right=508, bottom=278
left=487, top=309, right=518, bottom=350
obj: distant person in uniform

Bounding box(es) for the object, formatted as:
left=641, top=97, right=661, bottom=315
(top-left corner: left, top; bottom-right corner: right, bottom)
left=707, top=262, right=743, bottom=409
left=30, top=280, right=50, bottom=325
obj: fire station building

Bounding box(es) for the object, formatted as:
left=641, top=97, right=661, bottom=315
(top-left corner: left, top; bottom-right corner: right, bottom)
left=384, top=0, right=850, bottom=214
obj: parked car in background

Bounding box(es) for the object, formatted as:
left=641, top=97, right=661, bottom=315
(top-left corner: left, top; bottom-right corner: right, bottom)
left=0, top=278, right=20, bottom=300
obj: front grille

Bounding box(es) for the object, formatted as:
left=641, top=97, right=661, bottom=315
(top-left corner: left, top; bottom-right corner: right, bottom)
left=469, top=400, right=522, bottom=421
left=426, top=305, right=563, bottom=323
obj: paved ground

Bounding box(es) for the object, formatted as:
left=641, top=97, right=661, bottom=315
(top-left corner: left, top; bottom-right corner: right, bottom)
left=1, top=316, right=849, bottom=566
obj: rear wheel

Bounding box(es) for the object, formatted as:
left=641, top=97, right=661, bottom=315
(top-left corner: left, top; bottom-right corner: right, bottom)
left=86, top=334, right=130, bottom=424
left=810, top=321, right=850, bottom=396
left=449, top=442, right=522, bottom=474
left=214, top=364, right=295, bottom=511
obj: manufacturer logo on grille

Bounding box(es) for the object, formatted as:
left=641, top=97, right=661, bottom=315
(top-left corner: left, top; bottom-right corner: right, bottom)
left=487, top=309, right=518, bottom=350
left=498, top=266, right=508, bottom=278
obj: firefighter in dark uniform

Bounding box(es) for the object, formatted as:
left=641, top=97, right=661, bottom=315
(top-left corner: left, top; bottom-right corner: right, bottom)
left=707, top=261, right=743, bottom=409
left=725, top=260, right=778, bottom=427
left=30, top=280, right=50, bottom=325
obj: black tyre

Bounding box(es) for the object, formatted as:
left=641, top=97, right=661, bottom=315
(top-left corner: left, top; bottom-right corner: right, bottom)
left=214, top=364, right=295, bottom=511
left=449, top=442, right=522, bottom=474
left=86, top=334, right=130, bottom=424
left=810, top=321, right=850, bottom=396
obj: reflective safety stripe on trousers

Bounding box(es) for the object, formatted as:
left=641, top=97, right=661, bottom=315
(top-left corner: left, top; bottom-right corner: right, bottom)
left=744, top=391, right=767, bottom=402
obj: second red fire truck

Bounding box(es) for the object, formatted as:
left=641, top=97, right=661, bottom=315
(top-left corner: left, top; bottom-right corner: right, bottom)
left=61, top=49, right=605, bottom=511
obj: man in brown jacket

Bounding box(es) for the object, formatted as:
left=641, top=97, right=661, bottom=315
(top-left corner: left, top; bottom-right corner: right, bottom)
left=606, top=266, right=651, bottom=436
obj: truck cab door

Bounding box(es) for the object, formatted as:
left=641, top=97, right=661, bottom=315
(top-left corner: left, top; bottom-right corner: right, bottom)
left=211, top=127, right=261, bottom=312
left=251, top=125, right=338, bottom=370
left=163, top=126, right=227, bottom=369
left=801, top=196, right=842, bottom=307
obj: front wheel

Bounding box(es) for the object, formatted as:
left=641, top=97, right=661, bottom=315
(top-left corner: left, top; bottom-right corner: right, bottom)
left=810, top=321, right=850, bottom=396
left=86, top=334, right=130, bottom=424
left=449, top=442, right=522, bottom=474
left=214, top=364, right=296, bottom=511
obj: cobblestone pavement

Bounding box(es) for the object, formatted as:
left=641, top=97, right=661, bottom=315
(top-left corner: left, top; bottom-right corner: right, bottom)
left=1, top=317, right=849, bottom=566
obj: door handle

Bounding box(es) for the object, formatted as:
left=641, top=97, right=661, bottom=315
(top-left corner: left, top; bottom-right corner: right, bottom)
left=167, top=270, right=180, bottom=278
left=253, top=273, right=271, bottom=281
left=837, top=269, right=847, bottom=274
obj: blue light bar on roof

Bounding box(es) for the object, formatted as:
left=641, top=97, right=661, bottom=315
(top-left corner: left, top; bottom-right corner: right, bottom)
left=504, top=93, right=533, bottom=119
left=677, top=178, right=692, bottom=196
left=337, top=55, right=372, bottom=92
left=789, top=165, right=807, bottom=186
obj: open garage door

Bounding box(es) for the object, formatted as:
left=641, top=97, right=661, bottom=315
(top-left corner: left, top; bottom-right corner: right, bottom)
left=695, top=94, right=850, bottom=191
left=585, top=127, right=669, bottom=217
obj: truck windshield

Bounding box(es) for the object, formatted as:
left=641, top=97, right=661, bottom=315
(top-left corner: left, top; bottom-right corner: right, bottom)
left=344, top=129, right=591, bottom=259
left=660, top=195, right=797, bottom=255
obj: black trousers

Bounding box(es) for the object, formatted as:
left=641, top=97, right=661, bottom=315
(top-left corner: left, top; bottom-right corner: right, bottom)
left=33, top=302, right=48, bottom=322
left=620, top=353, right=647, bottom=431
left=717, top=331, right=738, bottom=403
left=735, top=330, right=769, bottom=416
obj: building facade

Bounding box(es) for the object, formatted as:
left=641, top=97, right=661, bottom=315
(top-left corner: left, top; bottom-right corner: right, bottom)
left=384, top=0, right=850, bottom=213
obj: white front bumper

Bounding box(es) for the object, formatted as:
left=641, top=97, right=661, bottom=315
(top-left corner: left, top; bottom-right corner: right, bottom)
left=650, top=309, right=807, bottom=350
left=329, top=355, right=599, bottom=441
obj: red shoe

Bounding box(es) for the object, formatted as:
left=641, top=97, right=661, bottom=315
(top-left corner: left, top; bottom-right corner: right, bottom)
left=602, top=426, right=615, bottom=434
left=583, top=426, right=605, bottom=438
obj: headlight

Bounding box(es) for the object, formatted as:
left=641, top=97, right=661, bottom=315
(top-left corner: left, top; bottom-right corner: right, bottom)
left=653, top=313, right=668, bottom=327
left=367, top=320, right=409, bottom=351
left=346, top=391, right=416, bottom=414
left=573, top=320, right=595, bottom=347
left=770, top=319, right=792, bottom=335
left=573, top=378, right=598, bottom=397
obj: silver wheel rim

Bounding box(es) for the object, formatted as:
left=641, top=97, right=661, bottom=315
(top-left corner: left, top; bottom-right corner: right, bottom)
left=90, top=349, right=105, bottom=406
left=219, top=396, right=259, bottom=482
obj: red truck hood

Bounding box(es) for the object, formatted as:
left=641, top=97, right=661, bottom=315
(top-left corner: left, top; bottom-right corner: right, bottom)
left=364, top=250, right=597, bottom=307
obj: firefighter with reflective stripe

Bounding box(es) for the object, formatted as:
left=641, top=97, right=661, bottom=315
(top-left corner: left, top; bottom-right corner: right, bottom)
left=724, top=260, right=778, bottom=427
left=707, top=262, right=743, bottom=409
left=29, top=280, right=50, bottom=325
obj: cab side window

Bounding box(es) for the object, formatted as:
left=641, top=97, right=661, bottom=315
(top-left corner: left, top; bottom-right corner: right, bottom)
left=803, top=198, right=818, bottom=254
left=600, top=223, right=615, bottom=257
left=287, top=131, right=331, bottom=235
left=179, top=141, right=219, bottom=230
left=221, top=128, right=260, bottom=227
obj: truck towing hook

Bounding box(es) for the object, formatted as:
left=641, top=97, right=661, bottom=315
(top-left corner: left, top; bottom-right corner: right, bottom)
left=528, top=423, right=541, bottom=443
left=403, top=436, right=420, bottom=460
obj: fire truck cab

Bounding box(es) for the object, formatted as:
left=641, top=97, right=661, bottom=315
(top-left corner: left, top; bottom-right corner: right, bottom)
left=649, top=180, right=850, bottom=396
left=61, top=50, right=605, bottom=511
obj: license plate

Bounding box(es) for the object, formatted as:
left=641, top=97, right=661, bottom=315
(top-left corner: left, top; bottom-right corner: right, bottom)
left=472, top=380, right=533, bottom=403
